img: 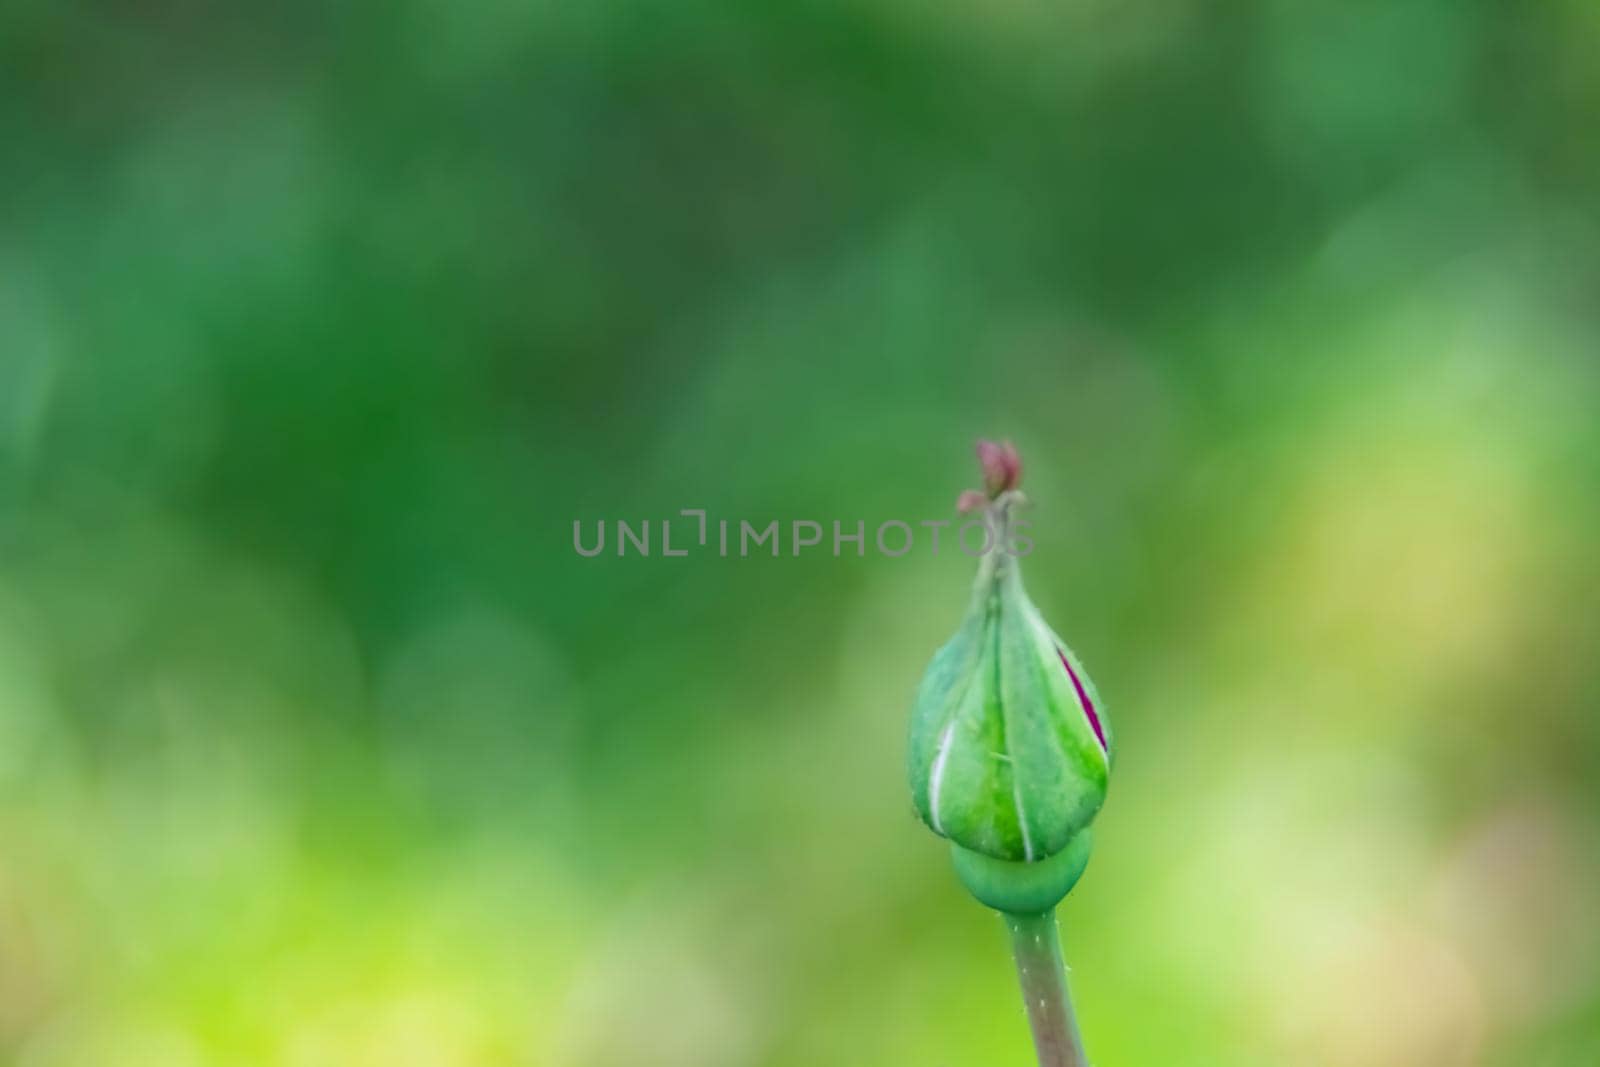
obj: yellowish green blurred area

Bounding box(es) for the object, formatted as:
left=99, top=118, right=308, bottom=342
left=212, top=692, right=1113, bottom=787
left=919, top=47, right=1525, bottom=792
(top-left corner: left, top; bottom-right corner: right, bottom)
left=3, top=2, right=1600, bottom=1065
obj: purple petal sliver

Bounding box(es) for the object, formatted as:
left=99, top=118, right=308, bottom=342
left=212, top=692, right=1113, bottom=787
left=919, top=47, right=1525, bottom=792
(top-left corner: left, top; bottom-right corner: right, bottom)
left=1058, top=647, right=1107, bottom=752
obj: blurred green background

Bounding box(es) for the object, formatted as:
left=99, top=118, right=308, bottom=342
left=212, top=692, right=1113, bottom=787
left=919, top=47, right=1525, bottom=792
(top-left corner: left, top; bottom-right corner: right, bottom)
left=3, top=2, right=1600, bottom=1065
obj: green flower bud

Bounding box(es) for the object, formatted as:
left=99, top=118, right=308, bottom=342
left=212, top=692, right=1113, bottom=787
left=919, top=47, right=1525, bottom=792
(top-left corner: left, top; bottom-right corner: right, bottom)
left=908, top=461, right=1111, bottom=868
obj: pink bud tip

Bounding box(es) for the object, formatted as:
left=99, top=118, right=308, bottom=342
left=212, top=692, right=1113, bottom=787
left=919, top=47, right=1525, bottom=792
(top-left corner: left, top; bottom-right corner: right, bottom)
left=976, top=440, right=1022, bottom=497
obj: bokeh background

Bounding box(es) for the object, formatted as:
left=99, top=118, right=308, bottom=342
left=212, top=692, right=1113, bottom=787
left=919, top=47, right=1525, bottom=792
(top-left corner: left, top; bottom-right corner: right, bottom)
left=3, top=2, right=1600, bottom=1065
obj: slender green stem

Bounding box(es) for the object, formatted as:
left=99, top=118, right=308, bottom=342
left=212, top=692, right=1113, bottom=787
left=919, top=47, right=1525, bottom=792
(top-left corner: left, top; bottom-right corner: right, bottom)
left=1005, top=909, right=1089, bottom=1067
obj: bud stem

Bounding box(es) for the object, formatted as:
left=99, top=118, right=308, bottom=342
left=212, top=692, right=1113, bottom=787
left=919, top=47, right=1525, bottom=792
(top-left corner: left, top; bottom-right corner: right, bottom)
left=969, top=491, right=1023, bottom=604
left=1005, top=909, right=1090, bottom=1067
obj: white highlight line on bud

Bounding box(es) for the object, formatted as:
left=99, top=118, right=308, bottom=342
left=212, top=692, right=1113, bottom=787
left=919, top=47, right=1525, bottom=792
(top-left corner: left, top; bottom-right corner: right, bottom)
left=1013, top=777, right=1035, bottom=862
left=928, top=721, right=958, bottom=834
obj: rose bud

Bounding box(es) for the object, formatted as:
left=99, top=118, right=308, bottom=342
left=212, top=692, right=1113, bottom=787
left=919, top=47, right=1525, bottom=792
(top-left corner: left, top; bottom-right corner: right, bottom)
left=976, top=439, right=1022, bottom=498
left=908, top=457, right=1110, bottom=877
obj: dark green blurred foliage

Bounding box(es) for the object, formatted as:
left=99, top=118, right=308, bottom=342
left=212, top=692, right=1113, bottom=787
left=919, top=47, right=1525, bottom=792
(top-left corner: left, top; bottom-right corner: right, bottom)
left=2, top=2, right=1599, bottom=1064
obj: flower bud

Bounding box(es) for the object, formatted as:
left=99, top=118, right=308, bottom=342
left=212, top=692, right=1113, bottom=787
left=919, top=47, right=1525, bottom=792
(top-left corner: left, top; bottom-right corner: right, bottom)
left=907, top=494, right=1110, bottom=867
left=976, top=439, right=1022, bottom=497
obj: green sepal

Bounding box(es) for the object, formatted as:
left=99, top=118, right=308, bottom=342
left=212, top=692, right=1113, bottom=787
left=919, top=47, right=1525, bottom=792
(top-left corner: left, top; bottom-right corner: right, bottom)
left=951, top=830, right=1093, bottom=915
